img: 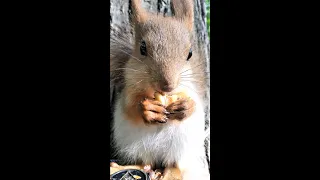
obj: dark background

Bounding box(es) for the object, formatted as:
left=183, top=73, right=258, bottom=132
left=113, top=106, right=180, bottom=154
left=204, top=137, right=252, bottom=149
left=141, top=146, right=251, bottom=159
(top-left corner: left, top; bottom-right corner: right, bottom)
left=210, top=1, right=225, bottom=178
left=2, top=0, right=316, bottom=180
left=211, top=0, right=225, bottom=64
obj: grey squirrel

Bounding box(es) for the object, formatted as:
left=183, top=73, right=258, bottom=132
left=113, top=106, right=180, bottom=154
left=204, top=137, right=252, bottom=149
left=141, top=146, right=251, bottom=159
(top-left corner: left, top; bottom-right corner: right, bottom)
left=110, top=0, right=210, bottom=179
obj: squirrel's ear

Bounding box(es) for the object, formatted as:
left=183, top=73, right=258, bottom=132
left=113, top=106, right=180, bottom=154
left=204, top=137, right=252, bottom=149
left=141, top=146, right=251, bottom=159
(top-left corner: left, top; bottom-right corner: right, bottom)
left=131, top=0, right=148, bottom=23
left=171, top=0, right=194, bottom=31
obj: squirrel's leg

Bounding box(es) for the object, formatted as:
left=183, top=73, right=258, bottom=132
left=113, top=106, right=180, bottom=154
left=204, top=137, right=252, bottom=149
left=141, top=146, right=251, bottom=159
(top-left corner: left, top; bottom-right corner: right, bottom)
left=166, top=97, right=196, bottom=121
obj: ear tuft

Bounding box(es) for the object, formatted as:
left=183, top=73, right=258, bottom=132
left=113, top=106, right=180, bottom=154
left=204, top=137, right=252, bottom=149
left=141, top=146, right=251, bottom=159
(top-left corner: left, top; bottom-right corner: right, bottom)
left=171, top=0, right=194, bottom=31
left=131, top=0, right=148, bottom=23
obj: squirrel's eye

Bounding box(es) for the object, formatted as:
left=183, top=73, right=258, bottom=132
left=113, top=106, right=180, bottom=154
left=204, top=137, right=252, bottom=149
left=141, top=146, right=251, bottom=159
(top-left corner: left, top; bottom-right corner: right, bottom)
left=140, top=40, right=147, bottom=56
left=187, top=48, right=192, bottom=61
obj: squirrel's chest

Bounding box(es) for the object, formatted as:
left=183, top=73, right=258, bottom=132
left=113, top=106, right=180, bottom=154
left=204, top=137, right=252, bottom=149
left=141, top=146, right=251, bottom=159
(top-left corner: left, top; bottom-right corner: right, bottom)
left=112, top=98, right=205, bottom=165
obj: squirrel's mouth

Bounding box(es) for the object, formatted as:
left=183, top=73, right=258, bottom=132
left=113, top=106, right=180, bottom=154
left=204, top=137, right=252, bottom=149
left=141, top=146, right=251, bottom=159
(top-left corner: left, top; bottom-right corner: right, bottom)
left=152, top=88, right=182, bottom=97
left=152, top=83, right=180, bottom=96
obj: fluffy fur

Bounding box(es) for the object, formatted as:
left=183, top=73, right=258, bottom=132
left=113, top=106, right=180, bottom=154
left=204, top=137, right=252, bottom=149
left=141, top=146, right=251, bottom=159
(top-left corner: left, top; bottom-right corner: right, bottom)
left=110, top=0, right=210, bottom=179
left=112, top=81, right=209, bottom=179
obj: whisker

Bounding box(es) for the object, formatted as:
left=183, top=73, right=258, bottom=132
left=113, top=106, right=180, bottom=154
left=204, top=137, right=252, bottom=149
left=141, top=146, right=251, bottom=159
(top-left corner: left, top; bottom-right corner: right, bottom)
left=179, top=83, right=204, bottom=94
left=110, top=76, right=150, bottom=83
left=117, top=49, right=154, bottom=72
left=180, top=72, right=210, bottom=77
left=180, top=79, right=206, bottom=83
left=179, top=68, right=192, bottom=75
left=180, top=76, right=210, bottom=79
left=110, top=77, right=122, bottom=82
left=180, top=62, right=208, bottom=75
left=178, top=84, right=199, bottom=97
left=118, top=49, right=143, bottom=64
left=126, top=79, right=144, bottom=88
left=110, top=77, right=150, bottom=83
left=183, top=83, right=208, bottom=91
left=110, top=68, right=148, bottom=73
left=180, top=77, right=210, bottom=81
left=180, top=77, right=210, bottom=80
left=180, top=81, right=211, bottom=88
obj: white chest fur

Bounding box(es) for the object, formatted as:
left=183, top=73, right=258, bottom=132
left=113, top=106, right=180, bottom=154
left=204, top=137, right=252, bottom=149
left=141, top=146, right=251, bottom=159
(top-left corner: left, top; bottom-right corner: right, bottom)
left=112, top=84, right=207, bottom=170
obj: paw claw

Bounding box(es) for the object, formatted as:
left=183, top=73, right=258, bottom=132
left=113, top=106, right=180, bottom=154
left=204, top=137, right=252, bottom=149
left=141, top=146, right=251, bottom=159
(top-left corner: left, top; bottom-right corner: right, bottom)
left=157, top=118, right=167, bottom=123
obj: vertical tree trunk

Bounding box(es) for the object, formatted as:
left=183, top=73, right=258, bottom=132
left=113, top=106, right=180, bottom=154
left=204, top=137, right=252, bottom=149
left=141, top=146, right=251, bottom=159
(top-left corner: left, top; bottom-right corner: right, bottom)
left=110, top=0, right=210, bottom=165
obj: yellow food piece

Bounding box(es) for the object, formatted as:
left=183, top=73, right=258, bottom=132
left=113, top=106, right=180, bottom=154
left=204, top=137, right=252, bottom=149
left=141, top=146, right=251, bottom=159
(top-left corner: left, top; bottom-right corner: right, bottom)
left=154, top=91, right=189, bottom=106
left=133, top=175, right=141, bottom=179
left=166, top=95, right=178, bottom=105
left=154, top=92, right=166, bottom=105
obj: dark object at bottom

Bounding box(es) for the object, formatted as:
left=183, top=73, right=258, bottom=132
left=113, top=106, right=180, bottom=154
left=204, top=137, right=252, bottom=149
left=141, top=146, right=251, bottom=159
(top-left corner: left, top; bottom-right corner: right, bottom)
left=110, top=169, right=150, bottom=180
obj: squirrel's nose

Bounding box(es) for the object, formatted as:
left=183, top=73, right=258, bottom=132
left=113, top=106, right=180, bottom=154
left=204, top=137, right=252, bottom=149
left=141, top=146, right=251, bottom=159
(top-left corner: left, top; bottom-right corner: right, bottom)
left=159, top=81, right=175, bottom=92
left=161, top=85, right=174, bottom=92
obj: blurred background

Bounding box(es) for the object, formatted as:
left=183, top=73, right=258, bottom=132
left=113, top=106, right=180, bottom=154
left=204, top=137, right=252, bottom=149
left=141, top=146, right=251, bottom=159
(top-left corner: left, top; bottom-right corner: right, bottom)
left=206, top=0, right=210, bottom=39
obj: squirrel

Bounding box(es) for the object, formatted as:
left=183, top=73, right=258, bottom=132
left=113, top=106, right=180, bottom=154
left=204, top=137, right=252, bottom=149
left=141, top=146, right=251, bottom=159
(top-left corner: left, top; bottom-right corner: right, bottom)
left=110, top=0, right=210, bottom=179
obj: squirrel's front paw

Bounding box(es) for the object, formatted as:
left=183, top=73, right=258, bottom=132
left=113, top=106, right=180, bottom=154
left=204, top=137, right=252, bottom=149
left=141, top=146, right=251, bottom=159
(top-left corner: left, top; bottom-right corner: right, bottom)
left=140, top=98, right=170, bottom=124
left=166, top=97, right=195, bottom=121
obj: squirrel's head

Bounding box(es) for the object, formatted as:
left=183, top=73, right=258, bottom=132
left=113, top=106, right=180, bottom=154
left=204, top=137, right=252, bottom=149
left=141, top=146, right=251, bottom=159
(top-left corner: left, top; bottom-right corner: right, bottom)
left=126, top=0, right=195, bottom=95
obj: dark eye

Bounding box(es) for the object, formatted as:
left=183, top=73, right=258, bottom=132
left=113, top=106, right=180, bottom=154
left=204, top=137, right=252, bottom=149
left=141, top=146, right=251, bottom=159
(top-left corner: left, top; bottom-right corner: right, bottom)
left=140, top=40, right=147, bottom=56
left=187, top=48, right=192, bottom=61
